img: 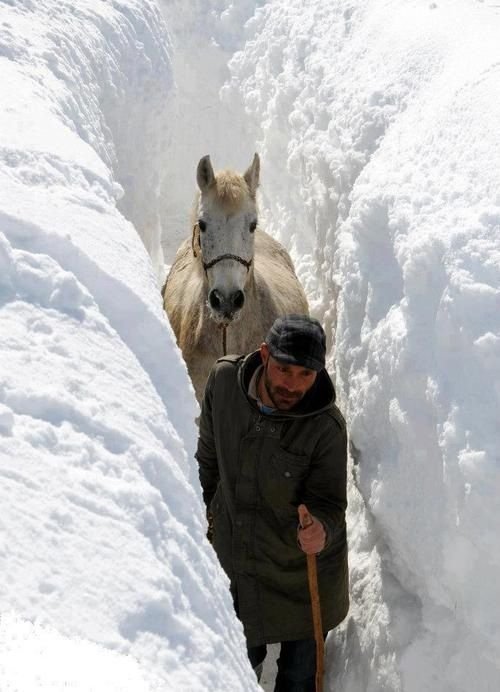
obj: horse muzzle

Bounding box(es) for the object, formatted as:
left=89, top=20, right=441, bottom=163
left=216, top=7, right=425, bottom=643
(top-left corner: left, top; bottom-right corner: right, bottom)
left=208, top=288, right=245, bottom=323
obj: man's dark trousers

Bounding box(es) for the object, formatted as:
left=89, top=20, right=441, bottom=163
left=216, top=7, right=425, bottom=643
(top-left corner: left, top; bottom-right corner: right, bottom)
left=248, top=639, right=317, bottom=691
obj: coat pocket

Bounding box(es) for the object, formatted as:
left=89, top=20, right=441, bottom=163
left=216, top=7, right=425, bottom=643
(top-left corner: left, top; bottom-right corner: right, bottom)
left=259, top=448, right=310, bottom=509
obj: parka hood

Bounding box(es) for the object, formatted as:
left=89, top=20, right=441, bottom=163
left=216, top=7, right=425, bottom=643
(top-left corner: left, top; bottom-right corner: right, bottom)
left=238, top=350, right=337, bottom=419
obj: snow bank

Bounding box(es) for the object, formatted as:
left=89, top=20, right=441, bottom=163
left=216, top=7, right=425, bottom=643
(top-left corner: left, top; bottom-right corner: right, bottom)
left=0, top=1, right=257, bottom=689
left=0, top=613, right=158, bottom=692
left=0, top=0, right=172, bottom=276
left=224, top=0, right=500, bottom=689
left=4, top=0, right=499, bottom=688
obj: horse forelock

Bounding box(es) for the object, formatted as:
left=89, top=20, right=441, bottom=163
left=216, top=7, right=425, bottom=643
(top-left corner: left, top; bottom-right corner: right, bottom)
left=210, top=170, right=254, bottom=213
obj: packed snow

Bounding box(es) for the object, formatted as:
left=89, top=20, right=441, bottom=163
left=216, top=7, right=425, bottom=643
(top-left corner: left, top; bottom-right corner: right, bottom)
left=1, top=0, right=499, bottom=690
left=220, top=1, right=500, bottom=689
left=0, top=1, right=257, bottom=690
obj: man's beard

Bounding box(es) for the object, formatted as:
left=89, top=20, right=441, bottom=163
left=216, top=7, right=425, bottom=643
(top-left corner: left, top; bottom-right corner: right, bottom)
left=263, top=363, right=305, bottom=410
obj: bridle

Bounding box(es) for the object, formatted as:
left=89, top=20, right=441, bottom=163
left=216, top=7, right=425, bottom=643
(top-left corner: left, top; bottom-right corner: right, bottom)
left=192, top=223, right=253, bottom=275
left=191, top=223, right=253, bottom=355
left=202, top=253, right=252, bottom=273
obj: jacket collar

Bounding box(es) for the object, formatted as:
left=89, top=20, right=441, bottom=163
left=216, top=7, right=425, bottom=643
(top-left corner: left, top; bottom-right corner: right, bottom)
left=238, top=350, right=336, bottom=419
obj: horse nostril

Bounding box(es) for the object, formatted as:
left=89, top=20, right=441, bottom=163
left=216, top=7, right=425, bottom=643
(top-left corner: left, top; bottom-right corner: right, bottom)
left=232, top=290, right=245, bottom=311
left=209, top=289, right=222, bottom=310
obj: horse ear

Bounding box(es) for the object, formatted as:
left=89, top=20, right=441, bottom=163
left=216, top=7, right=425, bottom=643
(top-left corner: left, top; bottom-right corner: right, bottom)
left=244, top=153, right=260, bottom=198
left=197, top=155, right=216, bottom=191
left=191, top=223, right=200, bottom=258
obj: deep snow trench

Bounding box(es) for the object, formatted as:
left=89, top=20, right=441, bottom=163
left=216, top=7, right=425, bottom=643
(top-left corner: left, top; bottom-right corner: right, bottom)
left=1, top=0, right=500, bottom=690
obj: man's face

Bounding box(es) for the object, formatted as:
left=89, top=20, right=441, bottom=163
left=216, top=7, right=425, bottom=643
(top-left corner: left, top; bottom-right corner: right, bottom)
left=260, top=343, right=318, bottom=410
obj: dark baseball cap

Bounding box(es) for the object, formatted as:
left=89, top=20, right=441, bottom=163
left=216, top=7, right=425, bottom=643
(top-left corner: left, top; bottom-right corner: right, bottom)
left=265, top=314, right=326, bottom=372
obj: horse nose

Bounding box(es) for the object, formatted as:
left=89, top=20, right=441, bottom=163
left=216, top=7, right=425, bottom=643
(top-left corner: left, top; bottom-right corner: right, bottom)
left=209, top=288, right=223, bottom=312
left=231, top=290, right=245, bottom=311
left=208, top=289, right=245, bottom=316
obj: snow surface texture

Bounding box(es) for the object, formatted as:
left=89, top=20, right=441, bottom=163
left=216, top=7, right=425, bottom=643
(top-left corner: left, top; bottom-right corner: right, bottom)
left=0, top=614, right=156, bottom=692
left=0, top=1, right=258, bottom=690
left=2, top=0, right=500, bottom=690
left=222, top=0, right=500, bottom=689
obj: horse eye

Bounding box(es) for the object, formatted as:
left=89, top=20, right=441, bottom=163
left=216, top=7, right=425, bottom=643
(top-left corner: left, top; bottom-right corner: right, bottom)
left=249, top=220, right=257, bottom=233
left=198, top=219, right=207, bottom=232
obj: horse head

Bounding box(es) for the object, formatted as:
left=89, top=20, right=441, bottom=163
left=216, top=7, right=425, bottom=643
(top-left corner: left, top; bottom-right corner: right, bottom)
left=193, top=153, right=260, bottom=325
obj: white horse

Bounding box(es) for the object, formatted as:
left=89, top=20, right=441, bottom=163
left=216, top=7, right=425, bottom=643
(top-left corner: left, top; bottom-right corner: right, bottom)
left=162, top=153, right=309, bottom=401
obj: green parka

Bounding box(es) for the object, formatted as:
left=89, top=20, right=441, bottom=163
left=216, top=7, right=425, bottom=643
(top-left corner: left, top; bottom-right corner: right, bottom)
left=196, top=350, right=349, bottom=646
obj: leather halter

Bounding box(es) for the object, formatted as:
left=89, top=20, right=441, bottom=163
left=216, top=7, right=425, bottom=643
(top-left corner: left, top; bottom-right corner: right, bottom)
left=202, top=253, right=252, bottom=273
left=191, top=223, right=253, bottom=275
left=191, top=223, right=251, bottom=356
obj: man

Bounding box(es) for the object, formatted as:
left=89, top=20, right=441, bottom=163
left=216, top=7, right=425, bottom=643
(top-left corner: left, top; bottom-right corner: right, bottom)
left=196, top=314, right=349, bottom=691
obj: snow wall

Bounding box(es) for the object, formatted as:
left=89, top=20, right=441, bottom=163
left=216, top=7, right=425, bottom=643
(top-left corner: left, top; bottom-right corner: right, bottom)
left=162, top=0, right=500, bottom=689
left=158, top=0, right=500, bottom=692
left=1, top=0, right=500, bottom=690
left=0, top=1, right=258, bottom=690
left=218, top=1, right=500, bottom=690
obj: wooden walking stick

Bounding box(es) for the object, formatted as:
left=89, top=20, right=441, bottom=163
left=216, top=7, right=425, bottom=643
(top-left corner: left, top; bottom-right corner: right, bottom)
left=298, top=504, right=324, bottom=692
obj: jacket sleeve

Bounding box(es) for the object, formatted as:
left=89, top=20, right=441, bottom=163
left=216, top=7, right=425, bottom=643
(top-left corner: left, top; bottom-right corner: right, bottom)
left=195, top=367, right=220, bottom=509
left=302, top=413, right=348, bottom=548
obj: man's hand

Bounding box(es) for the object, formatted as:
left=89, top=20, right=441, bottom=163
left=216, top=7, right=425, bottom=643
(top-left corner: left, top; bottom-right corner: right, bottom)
left=297, top=504, right=326, bottom=554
